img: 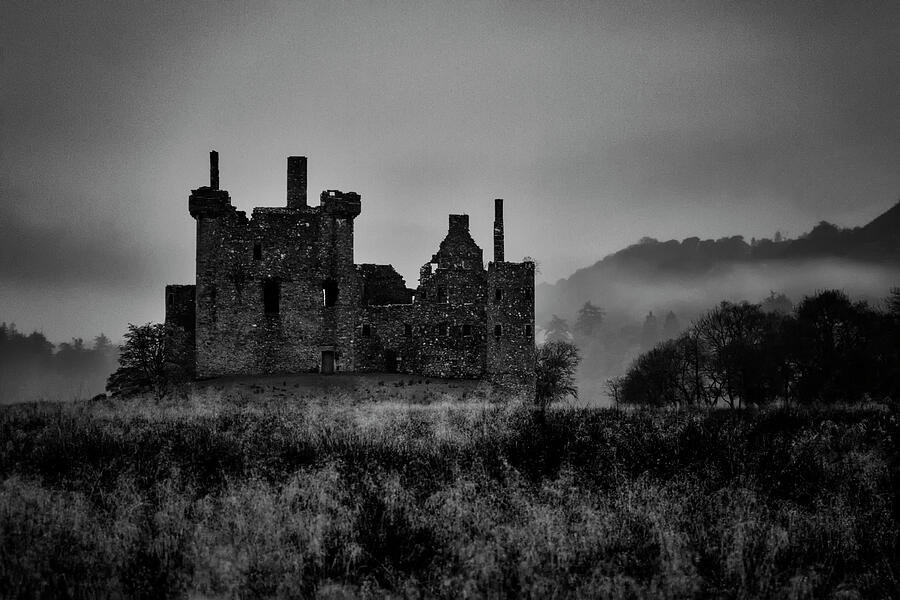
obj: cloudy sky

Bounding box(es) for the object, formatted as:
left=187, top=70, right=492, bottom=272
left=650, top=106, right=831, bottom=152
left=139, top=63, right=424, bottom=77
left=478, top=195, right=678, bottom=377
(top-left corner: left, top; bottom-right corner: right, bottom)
left=2, top=1, right=899, bottom=342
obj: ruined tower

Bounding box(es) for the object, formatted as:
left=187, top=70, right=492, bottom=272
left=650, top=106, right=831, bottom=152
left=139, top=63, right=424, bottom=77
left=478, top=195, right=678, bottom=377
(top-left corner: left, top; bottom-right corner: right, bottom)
left=166, top=151, right=535, bottom=393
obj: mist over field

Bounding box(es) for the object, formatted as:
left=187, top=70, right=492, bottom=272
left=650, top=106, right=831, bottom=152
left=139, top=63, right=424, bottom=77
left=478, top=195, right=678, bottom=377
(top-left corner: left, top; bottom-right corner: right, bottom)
left=536, top=201, right=900, bottom=398
left=541, top=258, right=898, bottom=327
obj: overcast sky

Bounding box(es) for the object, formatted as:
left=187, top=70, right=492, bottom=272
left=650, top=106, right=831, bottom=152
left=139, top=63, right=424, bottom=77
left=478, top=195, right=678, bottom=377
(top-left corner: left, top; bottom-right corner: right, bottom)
left=2, top=1, right=900, bottom=342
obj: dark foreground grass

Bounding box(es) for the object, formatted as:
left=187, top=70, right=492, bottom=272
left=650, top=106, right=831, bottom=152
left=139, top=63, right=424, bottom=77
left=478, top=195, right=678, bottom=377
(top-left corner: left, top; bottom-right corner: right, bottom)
left=1, top=392, right=898, bottom=599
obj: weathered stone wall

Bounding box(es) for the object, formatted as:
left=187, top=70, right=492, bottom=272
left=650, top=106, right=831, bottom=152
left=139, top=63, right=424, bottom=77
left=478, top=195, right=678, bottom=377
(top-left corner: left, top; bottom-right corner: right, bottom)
left=165, top=284, right=196, bottom=334
left=191, top=183, right=362, bottom=378
left=358, top=264, right=414, bottom=305
left=486, top=261, right=536, bottom=393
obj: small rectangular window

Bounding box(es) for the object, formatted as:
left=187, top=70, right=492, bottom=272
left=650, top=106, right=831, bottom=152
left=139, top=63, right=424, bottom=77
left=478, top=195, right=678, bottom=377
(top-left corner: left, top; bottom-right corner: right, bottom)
left=494, top=324, right=502, bottom=338
left=322, top=279, right=338, bottom=307
left=462, top=323, right=472, bottom=336
left=404, top=323, right=412, bottom=336
left=494, top=288, right=503, bottom=303
left=362, top=324, right=371, bottom=337
left=437, top=286, right=447, bottom=303
left=525, top=324, right=532, bottom=338
left=450, top=324, right=460, bottom=337
left=263, top=279, right=280, bottom=315
left=166, top=293, right=174, bottom=308
left=439, top=323, right=448, bottom=336
left=253, top=243, right=262, bottom=260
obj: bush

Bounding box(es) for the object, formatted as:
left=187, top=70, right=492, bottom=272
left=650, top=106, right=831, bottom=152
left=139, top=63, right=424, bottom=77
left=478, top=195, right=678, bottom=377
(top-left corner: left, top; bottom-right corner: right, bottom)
left=621, top=289, right=900, bottom=407
left=534, top=340, right=580, bottom=411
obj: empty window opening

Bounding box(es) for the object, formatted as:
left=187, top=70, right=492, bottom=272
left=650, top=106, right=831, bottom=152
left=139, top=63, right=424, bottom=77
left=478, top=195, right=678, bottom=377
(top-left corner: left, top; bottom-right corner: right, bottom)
left=437, top=286, right=447, bottom=303
left=404, top=323, right=412, bottom=336
left=263, top=279, right=280, bottom=315
left=253, top=243, right=262, bottom=260
left=439, top=323, right=448, bottom=336
left=525, top=324, right=533, bottom=338
left=494, top=288, right=503, bottom=303
left=450, top=325, right=460, bottom=337
left=166, top=292, right=174, bottom=308
left=362, top=324, right=371, bottom=337
left=494, top=324, right=502, bottom=338
left=384, top=349, right=398, bottom=373
left=462, top=323, right=472, bottom=336
left=322, top=279, right=338, bottom=307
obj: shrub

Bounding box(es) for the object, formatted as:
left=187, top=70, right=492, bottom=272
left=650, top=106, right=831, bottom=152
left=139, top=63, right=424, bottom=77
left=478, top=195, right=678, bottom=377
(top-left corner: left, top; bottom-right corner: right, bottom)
left=534, top=340, right=580, bottom=411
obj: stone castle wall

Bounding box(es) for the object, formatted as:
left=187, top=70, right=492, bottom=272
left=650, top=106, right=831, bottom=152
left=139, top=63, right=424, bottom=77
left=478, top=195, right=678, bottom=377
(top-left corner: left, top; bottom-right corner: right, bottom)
left=166, top=153, right=535, bottom=387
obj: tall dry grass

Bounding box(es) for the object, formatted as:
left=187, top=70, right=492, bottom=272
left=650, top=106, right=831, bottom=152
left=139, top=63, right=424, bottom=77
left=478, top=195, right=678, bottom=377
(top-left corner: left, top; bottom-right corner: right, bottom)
left=1, top=389, right=898, bottom=598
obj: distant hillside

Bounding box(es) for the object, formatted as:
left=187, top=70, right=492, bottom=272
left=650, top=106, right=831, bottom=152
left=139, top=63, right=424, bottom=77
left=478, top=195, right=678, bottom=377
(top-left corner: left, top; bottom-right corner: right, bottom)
left=537, top=200, right=900, bottom=325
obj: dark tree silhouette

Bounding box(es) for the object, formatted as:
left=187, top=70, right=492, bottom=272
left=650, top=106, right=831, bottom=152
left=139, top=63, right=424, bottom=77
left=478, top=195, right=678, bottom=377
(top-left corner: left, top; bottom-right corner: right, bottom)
left=574, top=301, right=604, bottom=339
left=663, top=311, right=680, bottom=339
left=107, top=323, right=190, bottom=399
left=786, top=291, right=875, bottom=404
left=640, top=311, right=659, bottom=351
left=534, top=340, right=580, bottom=412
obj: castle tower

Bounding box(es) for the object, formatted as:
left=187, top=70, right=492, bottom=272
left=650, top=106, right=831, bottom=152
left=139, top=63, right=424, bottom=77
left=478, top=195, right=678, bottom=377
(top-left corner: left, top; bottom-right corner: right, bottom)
left=487, top=198, right=535, bottom=394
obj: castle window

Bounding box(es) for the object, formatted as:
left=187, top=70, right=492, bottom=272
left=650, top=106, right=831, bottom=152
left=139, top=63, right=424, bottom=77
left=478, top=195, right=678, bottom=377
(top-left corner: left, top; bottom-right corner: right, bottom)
left=263, top=279, right=280, bottom=315
left=439, top=323, right=448, bottom=336
left=253, top=243, right=262, bottom=260
left=322, top=279, right=338, bottom=307
left=525, top=324, right=532, bottom=338
left=404, top=323, right=412, bottom=336
left=494, top=324, right=502, bottom=338
left=166, top=292, right=174, bottom=308
left=450, top=324, right=460, bottom=337
left=437, top=286, right=447, bottom=303
left=362, top=324, right=371, bottom=337
left=494, top=288, right=503, bottom=303
left=462, top=323, right=472, bottom=336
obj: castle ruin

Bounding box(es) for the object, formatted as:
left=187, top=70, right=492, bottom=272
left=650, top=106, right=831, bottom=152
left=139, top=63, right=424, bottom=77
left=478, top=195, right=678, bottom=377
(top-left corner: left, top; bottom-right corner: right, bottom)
left=165, top=152, right=535, bottom=392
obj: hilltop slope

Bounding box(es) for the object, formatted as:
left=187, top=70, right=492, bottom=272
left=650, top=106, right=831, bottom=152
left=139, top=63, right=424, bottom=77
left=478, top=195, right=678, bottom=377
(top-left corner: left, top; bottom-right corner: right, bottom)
left=537, top=201, right=900, bottom=324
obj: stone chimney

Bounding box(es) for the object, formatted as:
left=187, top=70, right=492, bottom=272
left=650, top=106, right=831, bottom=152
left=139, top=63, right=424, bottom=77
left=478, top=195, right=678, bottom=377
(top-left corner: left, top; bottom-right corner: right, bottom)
left=287, top=156, right=307, bottom=209
left=210, top=151, right=219, bottom=190
left=493, top=198, right=504, bottom=262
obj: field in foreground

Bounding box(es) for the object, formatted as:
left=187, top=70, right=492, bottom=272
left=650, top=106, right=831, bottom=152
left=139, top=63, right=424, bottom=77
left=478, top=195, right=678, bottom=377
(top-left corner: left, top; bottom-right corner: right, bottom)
left=1, top=388, right=898, bottom=599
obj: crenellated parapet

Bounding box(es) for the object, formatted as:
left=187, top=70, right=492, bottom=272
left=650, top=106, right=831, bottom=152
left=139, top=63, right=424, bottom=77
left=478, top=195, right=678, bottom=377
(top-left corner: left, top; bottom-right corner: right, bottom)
left=320, top=190, right=361, bottom=219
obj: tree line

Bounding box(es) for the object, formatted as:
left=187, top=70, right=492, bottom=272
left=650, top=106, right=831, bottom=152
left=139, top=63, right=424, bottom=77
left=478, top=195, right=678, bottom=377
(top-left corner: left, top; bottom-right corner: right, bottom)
left=0, top=323, right=119, bottom=403
left=609, top=289, right=900, bottom=408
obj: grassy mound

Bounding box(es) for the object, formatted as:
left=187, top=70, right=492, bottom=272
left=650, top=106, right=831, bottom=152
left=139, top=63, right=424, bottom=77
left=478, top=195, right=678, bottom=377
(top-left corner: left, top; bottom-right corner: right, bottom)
left=2, top=390, right=898, bottom=598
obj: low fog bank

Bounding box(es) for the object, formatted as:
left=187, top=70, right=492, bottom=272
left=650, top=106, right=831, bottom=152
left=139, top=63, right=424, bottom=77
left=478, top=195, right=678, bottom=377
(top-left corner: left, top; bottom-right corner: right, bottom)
left=0, top=324, right=118, bottom=405
left=537, top=258, right=900, bottom=405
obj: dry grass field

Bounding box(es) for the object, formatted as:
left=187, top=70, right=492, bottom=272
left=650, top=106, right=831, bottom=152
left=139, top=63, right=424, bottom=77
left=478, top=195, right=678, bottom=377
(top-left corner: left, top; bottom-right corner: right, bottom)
left=1, top=382, right=898, bottom=598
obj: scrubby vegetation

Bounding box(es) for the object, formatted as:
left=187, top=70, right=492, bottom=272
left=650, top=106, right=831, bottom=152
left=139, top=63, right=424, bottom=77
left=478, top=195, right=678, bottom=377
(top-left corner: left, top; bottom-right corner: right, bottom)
left=2, top=391, right=898, bottom=598
left=619, top=289, right=900, bottom=408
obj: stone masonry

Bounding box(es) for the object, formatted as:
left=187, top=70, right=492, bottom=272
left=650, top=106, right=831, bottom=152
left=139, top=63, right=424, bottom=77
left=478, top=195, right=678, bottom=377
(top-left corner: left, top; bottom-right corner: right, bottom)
left=165, top=152, right=535, bottom=392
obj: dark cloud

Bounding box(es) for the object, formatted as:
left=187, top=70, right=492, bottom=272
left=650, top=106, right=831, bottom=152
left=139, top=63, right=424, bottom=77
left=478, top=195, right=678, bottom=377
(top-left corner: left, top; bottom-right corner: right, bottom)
left=0, top=190, right=158, bottom=288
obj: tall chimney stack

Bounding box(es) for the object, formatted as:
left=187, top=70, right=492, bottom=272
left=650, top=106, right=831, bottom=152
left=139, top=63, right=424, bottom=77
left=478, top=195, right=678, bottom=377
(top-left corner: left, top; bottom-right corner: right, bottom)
left=287, top=156, right=307, bottom=209
left=210, top=150, right=219, bottom=190
left=493, top=198, right=504, bottom=263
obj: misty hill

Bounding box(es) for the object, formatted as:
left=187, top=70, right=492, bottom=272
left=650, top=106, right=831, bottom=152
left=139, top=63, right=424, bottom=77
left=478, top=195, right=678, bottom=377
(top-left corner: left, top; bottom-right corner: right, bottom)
left=537, top=200, right=900, bottom=326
